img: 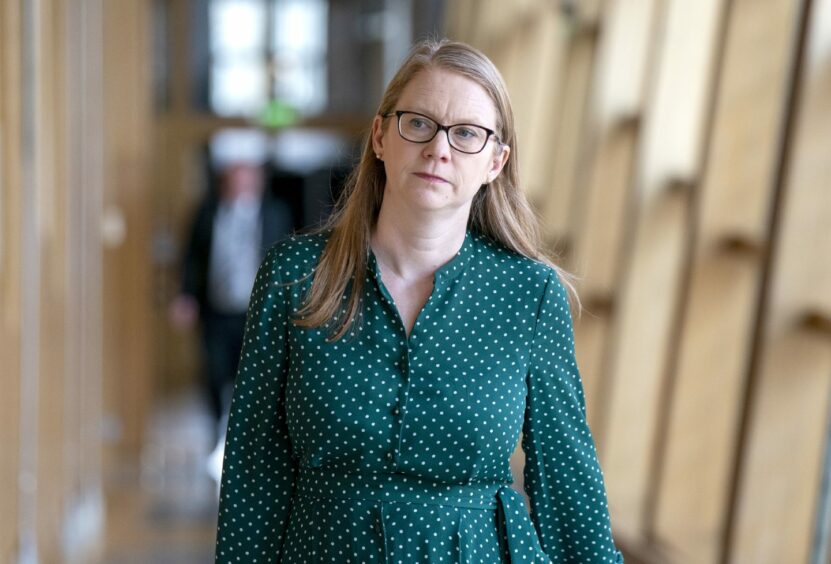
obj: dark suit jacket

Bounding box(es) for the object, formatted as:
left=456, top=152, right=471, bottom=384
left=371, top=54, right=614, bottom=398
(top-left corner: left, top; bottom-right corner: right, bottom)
left=181, top=191, right=294, bottom=316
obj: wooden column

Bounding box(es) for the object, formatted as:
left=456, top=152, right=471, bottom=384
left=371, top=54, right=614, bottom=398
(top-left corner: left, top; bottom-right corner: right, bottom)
left=504, top=6, right=570, bottom=209
left=567, top=0, right=662, bottom=439
left=728, top=0, right=831, bottom=559
left=601, top=0, right=727, bottom=543
left=101, top=0, right=154, bottom=460
left=651, top=0, right=805, bottom=562
left=0, top=0, right=107, bottom=560
left=33, top=1, right=71, bottom=560
left=63, top=0, right=106, bottom=560
left=538, top=8, right=600, bottom=241
left=0, top=0, right=23, bottom=559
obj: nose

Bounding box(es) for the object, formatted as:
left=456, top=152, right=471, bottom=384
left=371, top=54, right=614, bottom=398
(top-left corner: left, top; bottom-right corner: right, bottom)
left=422, top=128, right=452, bottom=161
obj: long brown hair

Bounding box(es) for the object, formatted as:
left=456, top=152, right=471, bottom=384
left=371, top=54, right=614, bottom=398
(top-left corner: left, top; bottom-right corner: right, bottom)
left=292, top=38, right=580, bottom=342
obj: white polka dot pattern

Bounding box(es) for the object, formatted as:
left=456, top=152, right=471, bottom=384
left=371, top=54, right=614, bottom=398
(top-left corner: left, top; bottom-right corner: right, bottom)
left=215, top=229, right=623, bottom=563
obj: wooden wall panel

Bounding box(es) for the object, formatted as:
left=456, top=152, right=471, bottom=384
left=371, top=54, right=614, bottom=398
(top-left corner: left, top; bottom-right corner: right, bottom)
left=0, top=0, right=90, bottom=559
left=151, top=0, right=202, bottom=397
left=574, top=306, right=613, bottom=434
left=513, top=7, right=568, bottom=207
left=652, top=0, right=803, bottom=562
left=593, top=0, right=661, bottom=127
left=571, top=125, right=638, bottom=440
left=640, top=0, right=724, bottom=199
left=565, top=0, right=662, bottom=452
left=602, top=0, right=727, bottom=540
left=572, top=0, right=661, bottom=297
left=540, top=26, right=597, bottom=239
left=63, top=2, right=106, bottom=560
left=732, top=335, right=831, bottom=564
left=102, top=0, right=153, bottom=458
left=602, top=187, right=690, bottom=540
left=17, top=0, right=43, bottom=559
left=573, top=124, right=638, bottom=301
left=0, top=1, right=22, bottom=560
left=730, top=0, right=831, bottom=559
left=35, top=1, right=70, bottom=560
left=653, top=252, right=758, bottom=562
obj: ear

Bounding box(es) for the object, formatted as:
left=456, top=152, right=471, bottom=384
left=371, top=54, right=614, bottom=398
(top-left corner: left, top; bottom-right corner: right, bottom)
left=371, top=115, right=386, bottom=157
left=484, top=144, right=510, bottom=184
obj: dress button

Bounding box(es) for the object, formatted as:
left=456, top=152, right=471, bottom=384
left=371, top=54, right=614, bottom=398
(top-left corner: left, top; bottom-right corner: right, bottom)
left=385, top=451, right=394, bottom=460
left=391, top=406, right=400, bottom=416
left=374, top=518, right=383, bottom=534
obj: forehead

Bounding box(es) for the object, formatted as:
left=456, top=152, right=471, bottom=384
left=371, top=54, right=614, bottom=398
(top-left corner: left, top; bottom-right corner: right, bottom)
left=396, top=67, right=498, bottom=127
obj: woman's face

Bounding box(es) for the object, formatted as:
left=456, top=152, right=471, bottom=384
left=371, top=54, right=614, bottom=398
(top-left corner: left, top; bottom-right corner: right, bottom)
left=371, top=67, right=510, bottom=217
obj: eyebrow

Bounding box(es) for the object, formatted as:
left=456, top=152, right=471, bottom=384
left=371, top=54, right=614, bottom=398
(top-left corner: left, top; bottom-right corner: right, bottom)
left=404, top=108, right=491, bottom=127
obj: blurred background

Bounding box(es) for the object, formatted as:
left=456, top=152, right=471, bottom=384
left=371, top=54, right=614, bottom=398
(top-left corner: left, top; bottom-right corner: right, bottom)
left=1, top=0, right=830, bottom=562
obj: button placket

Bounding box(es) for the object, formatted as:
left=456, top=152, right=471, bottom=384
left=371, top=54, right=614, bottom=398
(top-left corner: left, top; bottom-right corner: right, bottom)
left=391, top=346, right=414, bottom=461
left=373, top=515, right=383, bottom=535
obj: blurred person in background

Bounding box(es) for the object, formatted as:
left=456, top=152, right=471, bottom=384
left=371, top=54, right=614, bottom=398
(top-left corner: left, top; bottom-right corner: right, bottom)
left=168, top=128, right=294, bottom=456
left=215, top=39, right=623, bottom=563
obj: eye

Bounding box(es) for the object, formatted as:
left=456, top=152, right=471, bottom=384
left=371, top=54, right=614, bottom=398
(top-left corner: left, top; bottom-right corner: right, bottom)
left=407, top=116, right=430, bottom=129
left=452, top=126, right=487, bottom=144
left=452, top=127, right=478, bottom=139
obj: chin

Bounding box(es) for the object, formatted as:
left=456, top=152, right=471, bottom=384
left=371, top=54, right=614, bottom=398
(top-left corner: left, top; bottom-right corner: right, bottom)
left=409, top=187, right=454, bottom=208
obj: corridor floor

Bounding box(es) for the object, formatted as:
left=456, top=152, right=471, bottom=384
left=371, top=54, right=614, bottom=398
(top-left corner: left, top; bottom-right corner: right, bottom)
left=93, top=390, right=219, bottom=564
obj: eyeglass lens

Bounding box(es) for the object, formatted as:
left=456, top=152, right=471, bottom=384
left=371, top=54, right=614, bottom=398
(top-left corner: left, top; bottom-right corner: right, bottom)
left=398, top=112, right=489, bottom=153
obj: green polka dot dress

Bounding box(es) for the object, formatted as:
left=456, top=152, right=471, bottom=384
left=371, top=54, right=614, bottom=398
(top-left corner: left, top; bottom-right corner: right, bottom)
left=215, top=229, right=623, bottom=563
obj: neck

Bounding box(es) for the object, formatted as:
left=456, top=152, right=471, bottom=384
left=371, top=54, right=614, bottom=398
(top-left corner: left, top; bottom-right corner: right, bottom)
left=370, top=199, right=469, bottom=283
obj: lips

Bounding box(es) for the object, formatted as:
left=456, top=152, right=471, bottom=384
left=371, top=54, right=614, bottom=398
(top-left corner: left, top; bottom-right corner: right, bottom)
left=414, top=172, right=449, bottom=183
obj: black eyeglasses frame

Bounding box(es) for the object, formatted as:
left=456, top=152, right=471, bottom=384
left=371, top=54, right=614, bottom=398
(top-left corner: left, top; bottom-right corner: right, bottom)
left=381, top=110, right=502, bottom=155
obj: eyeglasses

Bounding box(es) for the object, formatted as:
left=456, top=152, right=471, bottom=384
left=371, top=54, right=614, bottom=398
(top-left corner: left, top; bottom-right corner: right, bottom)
left=382, top=110, right=501, bottom=154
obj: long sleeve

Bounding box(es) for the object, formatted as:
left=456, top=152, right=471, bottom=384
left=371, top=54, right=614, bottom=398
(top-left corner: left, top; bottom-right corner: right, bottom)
left=215, top=246, right=297, bottom=563
left=181, top=199, right=213, bottom=307
left=521, top=270, right=623, bottom=563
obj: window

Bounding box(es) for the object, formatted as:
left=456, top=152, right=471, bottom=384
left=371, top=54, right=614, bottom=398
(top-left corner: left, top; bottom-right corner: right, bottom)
left=208, top=0, right=328, bottom=119
left=271, top=0, right=328, bottom=116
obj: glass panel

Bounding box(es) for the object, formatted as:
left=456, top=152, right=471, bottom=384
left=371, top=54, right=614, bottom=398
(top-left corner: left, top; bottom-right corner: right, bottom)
left=210, top=0, right=267, bottom=55
left=211, top=58, right=268, bottom=117
left=207, top=0, right=328, bottom=118
left=271, top=0, right=328, bottom=116
left=209, top=0, right=267, bottom=116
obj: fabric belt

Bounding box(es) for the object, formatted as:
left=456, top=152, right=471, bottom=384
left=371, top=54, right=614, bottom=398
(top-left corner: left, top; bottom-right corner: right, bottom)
left=294, top=468, right=549, bottom=563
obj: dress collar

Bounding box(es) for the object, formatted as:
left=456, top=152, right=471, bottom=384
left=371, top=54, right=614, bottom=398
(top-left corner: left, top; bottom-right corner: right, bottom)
left=366, top=228, right=475, bottom=283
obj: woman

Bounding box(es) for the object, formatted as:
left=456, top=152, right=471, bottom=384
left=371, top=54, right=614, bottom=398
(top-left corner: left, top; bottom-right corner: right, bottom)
left=215, top=38, right=623, bottom=563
